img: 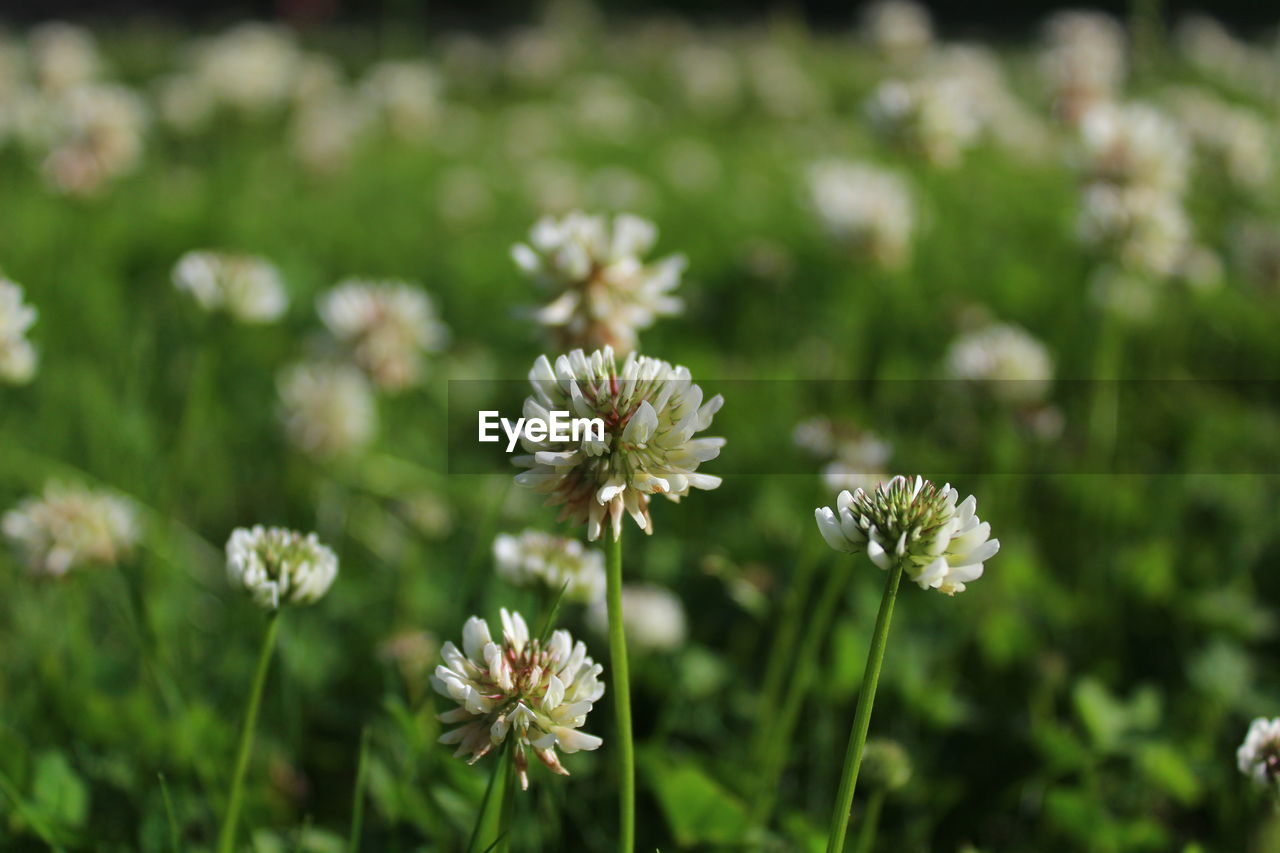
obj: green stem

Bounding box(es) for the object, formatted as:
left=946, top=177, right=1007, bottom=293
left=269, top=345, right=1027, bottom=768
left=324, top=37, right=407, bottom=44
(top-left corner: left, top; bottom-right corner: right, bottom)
left=217, top=610, right=281, bottom=853
left=753, top=558, right=852, bottom=821
left=851, top=789, right=885, bottom=853
left=825, top=560, right=904, bottom=853
left=750, top=537, right=821, bottom=765
left=466, top=739, right=513, bottom=853
left=348, top=727, right=372, bottom=853
left=605, top=528, right=635, bottom=853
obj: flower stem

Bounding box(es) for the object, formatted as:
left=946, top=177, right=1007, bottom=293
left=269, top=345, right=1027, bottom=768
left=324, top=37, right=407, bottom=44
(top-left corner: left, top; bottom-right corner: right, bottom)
left=348, top=726, right=372, bottom=853
left=217, top=610, right=281, bottom=853
left=466, top=738, right=513, bottom=853
left=851, top=789, right=885, bottom=853
left=605, top=528, right=635, bottom=853
left=825, top=560, right=904, bottom=853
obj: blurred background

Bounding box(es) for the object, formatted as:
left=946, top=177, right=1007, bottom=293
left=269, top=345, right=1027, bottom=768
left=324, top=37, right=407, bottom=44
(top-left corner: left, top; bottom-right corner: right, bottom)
left=2, top=0, right=1280, bottom=850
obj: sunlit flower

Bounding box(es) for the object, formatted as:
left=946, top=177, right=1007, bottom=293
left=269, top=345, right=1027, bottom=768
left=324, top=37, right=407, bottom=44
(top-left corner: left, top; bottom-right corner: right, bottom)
left=188, top=24, right=301, bottom=115
left=432, top=609, right=604, bottom=789
left=860, top=0, right=934, bottom=63
left=40, top=83, right=147, bottom=197
left=587, top=583, right=687, bottom=651
left=360, top=60, right=442, bottom=142
left=0, top=277, right=38, bottom=384
left=807, top=160, right=914, bottom=268
left=3, top=482, right=138, bottom=575
left=1079, top=103, right=1189, bottom=196
left=1039, top=11, right=1126, bottom=124
left=866, top=78, right=981, bottom=168
left=1077, top=184, right=1191, bottom=278
left=317, top=278, right=448, bottom=391
left=225, top=525, right=338, bottom=610
left=945, top=321, right=1054, bottom=405
left=29, top=23, right=100, bottom=94
left=514, top=347, right=724, bottom=541
left=1238, top=717, right=1280, bottom=786
left=494, top=529, right=605, bottom=604
left=815, top=476, right=999, bottom=595
left=277, top=361, right=377, bottom=459
left=511, top=211, right=684, bottom=353
left=172, top=250, right=288, bottom=323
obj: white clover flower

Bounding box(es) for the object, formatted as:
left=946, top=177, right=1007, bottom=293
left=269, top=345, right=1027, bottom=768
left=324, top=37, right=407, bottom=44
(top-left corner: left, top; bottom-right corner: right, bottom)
left=807, top=160, right=914, bottom=269
left=155, top=74, right=216, bottom=134
left=1039, top=11, right=1126, bottom=124
left=514, top=347, right=724, bottom=541
left=587, top=583, right=687, bottom=652
left=1239, top=717, right=1280, bottom=786
left=0, top=277, right=38, bottom=384
left=360, top=60, right=442, bottom=142
left=793, top=417, right=892, bottom=494
left=1077, top=184, right=1191, bottom=279
left=945, top=321, right=1054, bottom=405
left=277, top=361, right=377, bottom=459
left=40, top=83, right=147, bottom=197
left=860, top=0, right=934, bottom=63
left=225, top=525, right=338, bottom=610
left=865, top=78, right=981, bottom=168
left=172, top=250, right=288, bottom=324
left=815, top=476, right=999, bottom=595
left=512, top=211, right=685, bottom=354
left=1079, top=103, right=1190, bottom=196
left=432, top=609, right=604, bottom=789
left=1167, top=88, right=1273, bottom=192
left=188, top=24, right=301, bottom=115
left=29, top=23, right=100, bottom=94
left=670, top=44, right=742, bottom=117
left=494, top=530, right=605, bottom=604
left=317, top=278, right=448, bottom=391
left=291, top=92, right=370, bottom=176
left=3, top=482, right=139, bottom=576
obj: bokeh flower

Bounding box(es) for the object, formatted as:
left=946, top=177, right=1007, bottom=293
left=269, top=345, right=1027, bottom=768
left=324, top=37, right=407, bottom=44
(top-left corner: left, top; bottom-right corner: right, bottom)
left=865, top=78, right=981, bottom=168
left=225, top=525, right=338, bottom=610
left=511, top=212, right=685, bottom=353
left=1238, top=717, right=1280, bottom=786
left=815, top=476, right=999, bottom=595
left=317, top=278, right=448, bottom=391
left=277, top=361, right=377, bottom=459
left=513, top=347, right=724, bottom=541
left=172, top=250, right=288, bottom=324
left=3, top=481, right=139, bottom=575
left=432, top=608, right=604, bottom=789
left=945, top=321, right=1054, bottom=405
left=40, top=83, right=147, bottom=197
left=587, top=583, right=687, bottom=652
left=493, top=529, right=605, bottom=604
left=807, top=160, right=914, bottom=269
left=0, top=277, right=38, bottom=384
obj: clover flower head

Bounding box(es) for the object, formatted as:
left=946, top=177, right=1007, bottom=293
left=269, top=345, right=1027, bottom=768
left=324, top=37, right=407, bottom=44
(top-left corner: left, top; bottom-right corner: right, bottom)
left=511, top=211, right=685, bottom=353
left=945, top=321, right=1054, bottom=405
left=1077, top=184, right=1191, bottom=278
left=0, top=277, right=38, bottom=384
left=1238, top=717, right=1280, bottom=786
left=493, top=529, right=605, bottom=604
left=1079, top=103, right=1190, bottom=195
left=360, top=60, right=442, bottom=141
left=865, top=78, right=981, bottom=168
left=3, top=482, right=139, bottom=576
left=190, top=23, right=301, bottom=115
left=860, top=0, right=934, bottom=63
left=513, top=347, right=725, bottom=541
left=1039, top=11, right=1126, bottom=123
left=172, top=250, right=288, bottom=323
left=40, top=83, right=148, bottom=197
left=226, top=525, right=338, bottom=610
left=277, top=361, right=377, bottom=459
left=318, top=278, right=448, bottom=391
left=815, top=476, right=999, bottom=595
left=587, top=583, right=687, bottom=652
left=807, top=160, right=914, bottom=268
left=432, top=609, right=604, bottom=789
left=862, top=739, right=913, bottom=791
left=794, top=417, right=892, bottom=494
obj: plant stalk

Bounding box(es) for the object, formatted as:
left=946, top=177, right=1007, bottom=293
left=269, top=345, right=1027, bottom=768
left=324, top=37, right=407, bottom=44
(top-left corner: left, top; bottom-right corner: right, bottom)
left=605, top=528, right=635, bottom=853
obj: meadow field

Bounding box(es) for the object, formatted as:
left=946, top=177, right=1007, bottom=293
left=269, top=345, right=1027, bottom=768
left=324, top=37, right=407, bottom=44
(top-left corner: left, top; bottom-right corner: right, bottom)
left=2, top=3, right=1280, bottom=850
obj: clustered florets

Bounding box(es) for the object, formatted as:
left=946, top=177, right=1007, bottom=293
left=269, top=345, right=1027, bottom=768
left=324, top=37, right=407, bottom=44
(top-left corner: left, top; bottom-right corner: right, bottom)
left=815, top=475, right=999, bottom=595
left=513, top=347, right=724, bottom=541
left=432, top=609, right=604, bottom=789
left=225, top=524, right=338, bottom=610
